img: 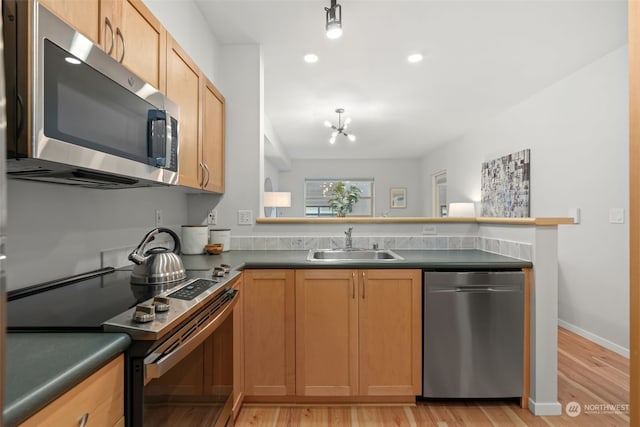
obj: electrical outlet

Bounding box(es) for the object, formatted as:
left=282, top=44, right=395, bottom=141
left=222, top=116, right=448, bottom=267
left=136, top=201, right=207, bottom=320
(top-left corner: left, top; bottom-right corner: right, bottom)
left=155, top=209, right=162, bottom=227
left=238, top=210, right=253, bottom=225
left=422, top=225, right=437, bottom=235
left=207, top=209, right=218, bottom=225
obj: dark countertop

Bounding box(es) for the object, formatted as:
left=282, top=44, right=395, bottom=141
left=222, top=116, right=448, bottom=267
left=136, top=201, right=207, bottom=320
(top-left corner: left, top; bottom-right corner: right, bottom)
left=3, top=333, right=131, bottom=427
left=3, top=249, right=527, bottom=426
left=179, top=249, right=532, bottom=271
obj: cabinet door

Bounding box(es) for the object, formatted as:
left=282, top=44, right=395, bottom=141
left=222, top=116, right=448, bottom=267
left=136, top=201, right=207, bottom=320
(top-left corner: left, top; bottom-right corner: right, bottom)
left=117, top=0, right=166, bottom=89
left=39, top=0, right=101, bottom=45
left=232, top=276, right=244, bottom=418
left=20, top=355, right=124, bottom=427
left=201, top=77, right=225, bottom=193
left=358, top=269, right=422, bottom=396
left=295, top=270, right=358, bottom=396
left=243, top=270, right=295, bottom=397
left=166, top=36, right=201, bottom=188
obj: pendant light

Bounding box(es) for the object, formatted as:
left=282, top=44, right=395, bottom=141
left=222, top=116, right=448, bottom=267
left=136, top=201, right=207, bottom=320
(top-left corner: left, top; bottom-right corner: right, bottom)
left=325, top=0, right=343, bottom=39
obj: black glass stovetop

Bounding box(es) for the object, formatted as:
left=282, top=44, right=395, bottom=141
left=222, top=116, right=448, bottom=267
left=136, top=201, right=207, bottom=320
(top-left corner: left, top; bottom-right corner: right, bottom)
left=6, top=267, right=212, bottom=331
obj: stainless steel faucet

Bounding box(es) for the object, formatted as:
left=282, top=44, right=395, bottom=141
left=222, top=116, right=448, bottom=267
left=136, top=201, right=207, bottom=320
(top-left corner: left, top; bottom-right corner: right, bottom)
left=344, top=227, right=353, bottom=249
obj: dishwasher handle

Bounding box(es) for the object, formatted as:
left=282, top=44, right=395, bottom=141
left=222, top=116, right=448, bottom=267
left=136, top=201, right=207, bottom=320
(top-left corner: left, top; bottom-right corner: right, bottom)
left=429, top=286, right=522, bottom=294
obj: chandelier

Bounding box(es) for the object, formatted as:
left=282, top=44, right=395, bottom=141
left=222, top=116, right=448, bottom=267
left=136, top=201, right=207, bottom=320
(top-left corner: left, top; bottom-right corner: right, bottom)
left=323, top=108, right=356, bottom=144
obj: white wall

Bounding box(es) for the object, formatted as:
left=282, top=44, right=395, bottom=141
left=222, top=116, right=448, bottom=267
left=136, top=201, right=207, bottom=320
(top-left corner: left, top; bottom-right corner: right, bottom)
left=277, top=158, right=423, bottom=218
left=422, top=46, right=630, bottom=353
left=212, top=44, right=264, bottom=235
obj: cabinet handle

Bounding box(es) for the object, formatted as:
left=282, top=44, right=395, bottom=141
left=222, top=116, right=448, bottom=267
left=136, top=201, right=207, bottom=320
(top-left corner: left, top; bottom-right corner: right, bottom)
left=352, top=271, right=356, bottom=299
left=116, top=27, right=125, bottom=63
left=79, top=413, right=89, bottom=427
left=104, top=17, right=114, bottom=55
left=198, top=162, right=206, bottom=187
left=203, top=163, right=211, bottom=188
left=361, top=271, right=366, bottom=299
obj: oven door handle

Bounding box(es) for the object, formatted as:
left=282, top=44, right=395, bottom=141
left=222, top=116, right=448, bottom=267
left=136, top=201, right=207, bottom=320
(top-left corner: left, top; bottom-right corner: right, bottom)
left=143, top=290, right=238, bottom=382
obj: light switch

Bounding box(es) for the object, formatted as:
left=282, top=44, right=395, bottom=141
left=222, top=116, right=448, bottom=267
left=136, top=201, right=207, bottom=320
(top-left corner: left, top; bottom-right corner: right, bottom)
left=238, top=210, right=254, bottom=225
left=609, top=208, right=624, bottom=224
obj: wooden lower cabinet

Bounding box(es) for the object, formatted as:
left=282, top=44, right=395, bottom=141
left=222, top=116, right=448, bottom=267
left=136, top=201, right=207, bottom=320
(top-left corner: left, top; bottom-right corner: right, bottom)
left=295, top=270, right=359, bottom=397
left=243, top=270, right=296, bottom=397
left=295, top=269, right=422, bottom=398
left=358, top=269, right=422, bottom=396
left=20, top=355, right=125, bottom=427
left=243, top=268, right=421, bottom=401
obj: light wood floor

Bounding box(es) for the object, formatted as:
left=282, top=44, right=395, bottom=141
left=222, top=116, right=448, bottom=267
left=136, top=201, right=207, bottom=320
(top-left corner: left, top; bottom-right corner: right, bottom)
left=235, top=327, right=630, bottom=426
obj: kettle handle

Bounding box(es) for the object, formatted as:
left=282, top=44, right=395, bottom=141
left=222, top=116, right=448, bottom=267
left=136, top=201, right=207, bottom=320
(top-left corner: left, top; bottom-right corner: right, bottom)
left=129, top=227, right=182, bottom=264
left=157, top=227, right=182, bottom=254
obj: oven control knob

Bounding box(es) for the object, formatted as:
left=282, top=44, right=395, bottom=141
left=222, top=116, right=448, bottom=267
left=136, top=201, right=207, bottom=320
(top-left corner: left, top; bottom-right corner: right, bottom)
left=133, top=304, right=155, bottom=323
left=221, top=264, right=231, bottom=274
left=213, top=267, right=225, bottom=277
left=153, top=296, right=170, bottom=313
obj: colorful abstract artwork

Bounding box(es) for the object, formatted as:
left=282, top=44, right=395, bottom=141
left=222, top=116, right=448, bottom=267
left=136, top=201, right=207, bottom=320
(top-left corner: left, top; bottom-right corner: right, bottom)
left=481, top=149, right=530, bottom=217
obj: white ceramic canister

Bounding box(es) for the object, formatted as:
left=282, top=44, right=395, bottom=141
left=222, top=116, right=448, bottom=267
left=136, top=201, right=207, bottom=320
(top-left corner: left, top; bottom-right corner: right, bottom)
left=181, top=225, right=209, bottom=254
left=210, top=228, right=231, bottom=252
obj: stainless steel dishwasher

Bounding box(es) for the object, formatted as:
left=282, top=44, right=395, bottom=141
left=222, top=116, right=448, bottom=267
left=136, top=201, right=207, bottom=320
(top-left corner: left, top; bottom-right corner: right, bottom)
left=422, top=270, right=524, bottom=398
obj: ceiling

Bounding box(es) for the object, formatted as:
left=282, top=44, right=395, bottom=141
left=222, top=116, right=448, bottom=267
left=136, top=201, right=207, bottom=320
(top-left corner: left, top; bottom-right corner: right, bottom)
left=195, top=0, right=627, bottom=161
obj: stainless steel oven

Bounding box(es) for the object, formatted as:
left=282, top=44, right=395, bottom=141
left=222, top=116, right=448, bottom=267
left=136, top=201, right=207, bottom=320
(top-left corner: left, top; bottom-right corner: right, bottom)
left=7, top=266, right=238, bottom=427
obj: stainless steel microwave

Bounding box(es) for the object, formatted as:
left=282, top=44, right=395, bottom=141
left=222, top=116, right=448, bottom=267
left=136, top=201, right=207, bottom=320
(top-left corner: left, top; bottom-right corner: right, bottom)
left=2, top=2, right=179, bottom=189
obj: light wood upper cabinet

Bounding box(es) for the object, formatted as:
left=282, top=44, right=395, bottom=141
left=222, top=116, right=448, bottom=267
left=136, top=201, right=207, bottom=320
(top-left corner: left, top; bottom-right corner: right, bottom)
left=19, top=355, right=125, bottom=427
left=38, top=0, right=101, bottom=45
left=295, top=269, right=422, bottom=398
left=358, top=269, right=422, bottom=396
left=243, top=270, right=295, bottom=397
left=295, top=270, right=359, bottom=397
left=166, top=35, right=201, bottom=188
left=201, top=77, right=226, bottom=193
left=111, top=0, right=166, bottom=90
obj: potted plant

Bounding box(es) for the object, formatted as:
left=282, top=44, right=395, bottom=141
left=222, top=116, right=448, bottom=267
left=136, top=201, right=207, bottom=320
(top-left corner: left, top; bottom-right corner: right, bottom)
left=328, top=181, right=362, bottom=217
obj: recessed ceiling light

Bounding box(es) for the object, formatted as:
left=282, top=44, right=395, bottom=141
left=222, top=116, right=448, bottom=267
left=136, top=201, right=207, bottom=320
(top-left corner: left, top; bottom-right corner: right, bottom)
left=407, top=53, right=423, bottom=64
left=304, top=53, right=319, bottom=63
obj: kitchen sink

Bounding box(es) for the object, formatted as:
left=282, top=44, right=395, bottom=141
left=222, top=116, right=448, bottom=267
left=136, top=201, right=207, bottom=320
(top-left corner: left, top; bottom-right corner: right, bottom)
left=307, top=248, right=404, bottom=261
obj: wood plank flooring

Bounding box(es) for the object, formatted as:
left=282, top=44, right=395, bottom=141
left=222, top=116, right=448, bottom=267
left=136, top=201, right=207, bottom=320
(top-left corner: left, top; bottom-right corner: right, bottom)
left=235, top=327, right=630, bottom=426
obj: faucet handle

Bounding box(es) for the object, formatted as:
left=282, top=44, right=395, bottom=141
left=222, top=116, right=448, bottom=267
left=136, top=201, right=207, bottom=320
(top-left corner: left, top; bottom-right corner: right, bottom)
left=372, top=243, right=379, bottom=250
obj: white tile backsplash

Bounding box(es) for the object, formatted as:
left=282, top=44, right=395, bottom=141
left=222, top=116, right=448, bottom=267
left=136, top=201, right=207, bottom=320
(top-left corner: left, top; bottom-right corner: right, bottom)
left=228, top=234, right=533, bottom=261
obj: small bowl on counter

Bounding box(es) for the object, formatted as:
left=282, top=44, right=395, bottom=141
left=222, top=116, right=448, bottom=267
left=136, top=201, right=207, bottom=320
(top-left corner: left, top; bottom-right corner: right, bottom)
left=205, top=243, right=224, bottom=255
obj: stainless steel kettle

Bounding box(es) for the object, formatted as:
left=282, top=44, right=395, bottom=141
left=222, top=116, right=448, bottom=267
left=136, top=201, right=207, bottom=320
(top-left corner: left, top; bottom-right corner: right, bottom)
left=128, top=228, right=186, bottom=285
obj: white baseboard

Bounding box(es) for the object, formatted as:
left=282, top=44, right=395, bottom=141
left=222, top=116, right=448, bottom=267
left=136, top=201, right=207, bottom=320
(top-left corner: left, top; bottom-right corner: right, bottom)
left=528, top=399, right=562, bottom=416
left=558, top=319, right=629, bottom=358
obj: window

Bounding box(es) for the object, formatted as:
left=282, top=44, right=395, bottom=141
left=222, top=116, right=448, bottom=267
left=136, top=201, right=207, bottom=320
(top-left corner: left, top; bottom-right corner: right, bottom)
left=304, top=179, right=374, bottom=217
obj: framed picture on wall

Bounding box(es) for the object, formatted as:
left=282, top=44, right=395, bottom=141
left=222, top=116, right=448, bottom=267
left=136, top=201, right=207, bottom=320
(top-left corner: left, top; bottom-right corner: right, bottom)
left=390, top=187, right=407, bottom=209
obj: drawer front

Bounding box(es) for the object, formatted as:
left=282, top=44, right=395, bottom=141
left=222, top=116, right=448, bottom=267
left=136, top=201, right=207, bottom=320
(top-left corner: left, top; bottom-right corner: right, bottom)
left=20, top=355, right=124, bottom=427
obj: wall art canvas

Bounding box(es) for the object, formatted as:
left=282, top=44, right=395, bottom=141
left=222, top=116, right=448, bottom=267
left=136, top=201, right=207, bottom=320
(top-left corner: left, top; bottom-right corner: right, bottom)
left=481, top=149, right=530, bottom=217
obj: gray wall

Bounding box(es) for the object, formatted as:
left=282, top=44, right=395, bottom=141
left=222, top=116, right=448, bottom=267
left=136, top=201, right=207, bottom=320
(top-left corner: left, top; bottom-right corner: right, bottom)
left=277, top=158, right=423, bottom=218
